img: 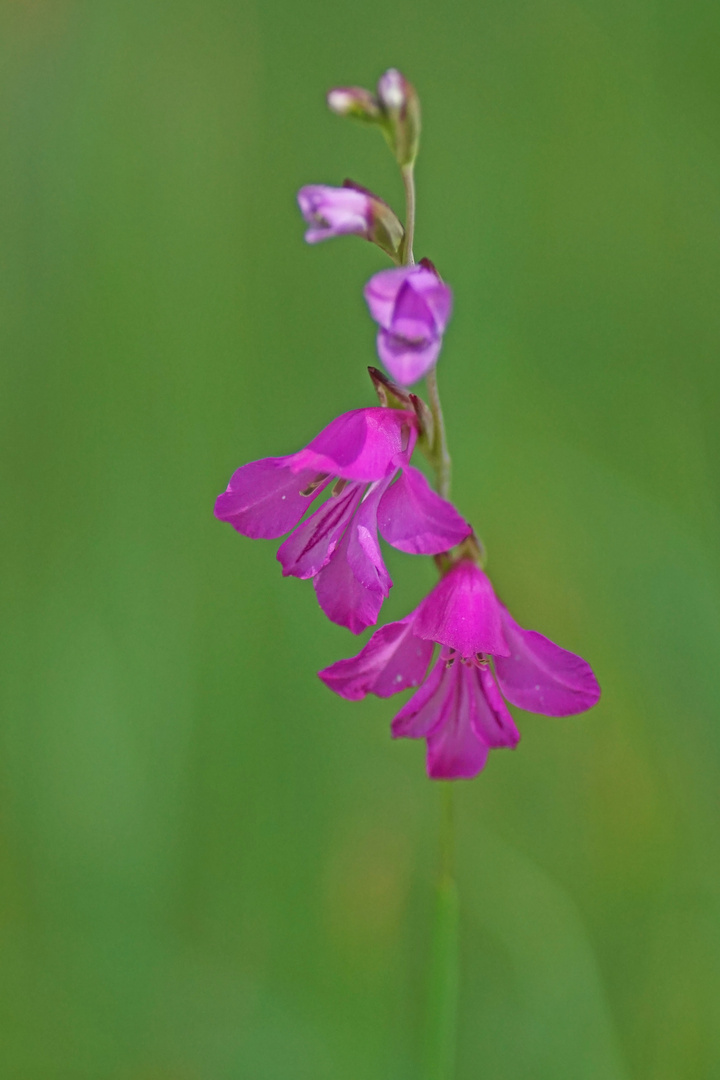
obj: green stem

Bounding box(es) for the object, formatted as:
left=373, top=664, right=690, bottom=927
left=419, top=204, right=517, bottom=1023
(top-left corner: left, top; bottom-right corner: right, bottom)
left=401, top=164, right=416, bottom=266
left=424, top=784, right=459, bottom=1080
left=401, top=148, right=459, bottom=1080
left=399, top=164, right=452, bottom=500
left=426, top=367, right=452, bottom=500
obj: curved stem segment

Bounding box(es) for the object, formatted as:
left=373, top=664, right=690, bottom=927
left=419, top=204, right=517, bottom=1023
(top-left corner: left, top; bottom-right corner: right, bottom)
left=425, top=784, right=459, bottom=1080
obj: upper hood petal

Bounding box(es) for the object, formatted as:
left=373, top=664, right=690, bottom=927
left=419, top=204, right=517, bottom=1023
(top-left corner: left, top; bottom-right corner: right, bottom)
left=288, top=408, right=417, bottom=482
left=413, top=561, right=510, bottom=658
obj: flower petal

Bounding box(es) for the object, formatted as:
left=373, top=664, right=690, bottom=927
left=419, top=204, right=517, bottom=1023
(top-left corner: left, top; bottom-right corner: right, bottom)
left=276, top=484, right=363, bottom=579
left=214, top=458, right=323, bottom=539
left=318, top=616, right=433, bottom=700
left=364, top=265, right=452, bottom=335
left=494, top=608, right=601, bottom=716
left=313, top=560, right=385, bottom=634
left=410, top=271, right=453, bottom=334
left=363, top=267, right=409, bottom=329
left=288, top=408, right=416, bottom=483
left=297, top=185, right=370, bottom=242
left=377, top=466, right=471, bottom=555
left=377, top=329, right=441, bottom=386
left=471, top=665, right=521, bottom=748
left=413, top=561, right=510, bottom=658
left=425, top=663, right=489, bottom=779
left=389, top=279, right=436, bottom=343
left=313, top=481, right=393, bottom=633
left=391, top=653, right=452, bottom=738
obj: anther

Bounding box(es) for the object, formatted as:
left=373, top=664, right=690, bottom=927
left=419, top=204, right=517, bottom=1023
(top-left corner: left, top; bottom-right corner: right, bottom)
left=300, top=473, right=329, bottom=497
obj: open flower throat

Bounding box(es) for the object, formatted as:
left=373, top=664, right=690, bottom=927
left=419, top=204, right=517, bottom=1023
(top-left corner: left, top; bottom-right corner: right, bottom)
left=215, top=68, right=600, bottom=780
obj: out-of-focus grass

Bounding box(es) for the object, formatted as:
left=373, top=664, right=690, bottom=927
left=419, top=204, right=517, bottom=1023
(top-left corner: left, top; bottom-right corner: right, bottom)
left=1, top=0, right=720, bottom=1076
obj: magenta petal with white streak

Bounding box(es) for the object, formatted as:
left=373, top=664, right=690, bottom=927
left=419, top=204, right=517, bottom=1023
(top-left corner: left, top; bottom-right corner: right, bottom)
left=313, top=481, right=393, bottom=633
left=214, top=457, right=323, bottom=539
left=495, top=608, right=601, bottom=716
left=318, top=616, right=433, bottom=700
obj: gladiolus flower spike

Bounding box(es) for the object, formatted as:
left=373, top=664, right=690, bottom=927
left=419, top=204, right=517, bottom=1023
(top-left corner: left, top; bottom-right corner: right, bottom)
left=216, top=67, right=601, bottom=784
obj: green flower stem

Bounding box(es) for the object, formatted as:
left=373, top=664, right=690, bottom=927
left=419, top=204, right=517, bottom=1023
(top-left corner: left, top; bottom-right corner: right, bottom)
left=401, top=163, right=416, bottom=266
left=426, top=366, right=452, bottom=500
left=424, top=784, right=459, bottom=1080
left=400, top=164, right=452, bottom=499
left=401, top=157, right=459, bottom=1080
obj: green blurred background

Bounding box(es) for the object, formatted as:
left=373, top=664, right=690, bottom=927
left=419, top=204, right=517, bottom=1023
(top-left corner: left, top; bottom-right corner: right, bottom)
left=2, top=0, right=720, bottom=1076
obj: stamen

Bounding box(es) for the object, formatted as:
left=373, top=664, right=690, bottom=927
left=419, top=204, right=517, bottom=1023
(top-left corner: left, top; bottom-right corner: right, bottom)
left=400, top=422, right=411, bottom=454
left=331, top=478, right=348, bottom=497
left=300, top=473, right=329, bottom=497
left=475, top=652, right=489, bottom=666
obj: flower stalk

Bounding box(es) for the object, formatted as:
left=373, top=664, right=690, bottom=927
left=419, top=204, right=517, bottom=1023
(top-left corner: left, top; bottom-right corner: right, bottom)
left=425, top=784, right=459, bottom=1080
left=216, top=64, right=602, bottom=1080
left=401, top=164, right=416, bottom=266
left=399, top=132, right=459, bottom=1080
left=399, top=163, right=452, bottom=500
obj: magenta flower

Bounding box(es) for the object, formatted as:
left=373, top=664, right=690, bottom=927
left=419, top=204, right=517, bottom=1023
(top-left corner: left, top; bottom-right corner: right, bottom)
left=364, top=262, right=453, bottom=386
left=215, top=408, right=471, bottom=634
left=319, top=560, right=601, bottom=779
left=297, top=184, right=404, bottom=260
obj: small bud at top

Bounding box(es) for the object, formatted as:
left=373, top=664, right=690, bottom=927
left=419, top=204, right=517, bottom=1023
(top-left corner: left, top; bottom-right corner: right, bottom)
left=326, top=86, right=381, bottom=123
left=376, top=68, right=421, bottom=168
left=377, top=69, right=406, bottom=111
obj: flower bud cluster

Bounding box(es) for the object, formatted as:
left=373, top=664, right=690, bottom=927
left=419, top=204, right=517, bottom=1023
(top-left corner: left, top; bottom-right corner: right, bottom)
left=215, top=69, right=600, bottom=781
left=327, top=68, right=420, bottom=167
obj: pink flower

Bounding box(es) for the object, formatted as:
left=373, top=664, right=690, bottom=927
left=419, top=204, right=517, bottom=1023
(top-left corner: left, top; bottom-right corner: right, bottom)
left=364, top=262, right=453, bottom=386
left=319, top=560, right=601, bottom=779
left=215, top=408, right=471, bottom=634
left=297, top=184, right=404, bottom=261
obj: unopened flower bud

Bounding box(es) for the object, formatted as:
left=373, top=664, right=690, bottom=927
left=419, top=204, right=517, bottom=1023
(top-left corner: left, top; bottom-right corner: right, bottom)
left=376, top=68, right=421, bottom=167
left=326, top=86, right=381, bottom=124
left=367, top=365, right=413, bottom=409
left=297, top=182, right=404, bottom=262
left=364, top=263, right=453, bottom=385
